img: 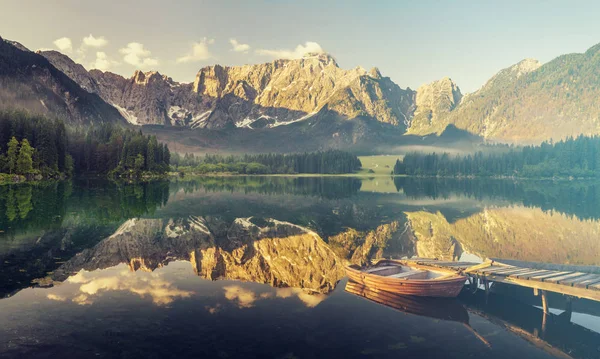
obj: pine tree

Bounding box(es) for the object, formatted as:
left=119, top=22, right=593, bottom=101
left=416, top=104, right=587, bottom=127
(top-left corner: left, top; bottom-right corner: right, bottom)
left=134, top=153, right=145, bottom=172
left=163, top=144, right=171, bottom=169
left=6, top=136, right=19, bottom=174
left=16, top=139, right=34, bottom=175
left=147, top=136, right=157, bottom=171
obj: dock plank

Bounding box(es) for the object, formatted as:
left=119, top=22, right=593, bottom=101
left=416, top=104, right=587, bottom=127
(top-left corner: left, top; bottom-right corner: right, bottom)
left=559, top=273, right=599, bottom=286
left=408, top=257, right=600, bottom=302
left=512, top=269, right=551, bottom=279
left=476, top=265, right=513, bottom=274
left=494, top=267, right=523, bottom=273
left=529, top=271, right=573, bottom=282
left=492, top=268, right=535, bottom=276
left=574, top=277, right=600, bottom=289
left=547, top=272, right=588, bottom=284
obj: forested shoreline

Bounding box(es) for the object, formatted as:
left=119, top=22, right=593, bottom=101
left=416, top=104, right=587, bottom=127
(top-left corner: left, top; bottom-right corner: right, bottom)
left=0, top=110, right=362, bottom=183
left=0, top=110, right=171, bottom=182
left=394, top=135, right=600, bottom=178
left=172, top=150, right=362, bottom=175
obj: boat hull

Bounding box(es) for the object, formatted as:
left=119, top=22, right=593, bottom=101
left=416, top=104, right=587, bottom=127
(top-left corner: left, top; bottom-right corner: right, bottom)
left=345, top=281, right=470, bottom=323
left=345, top=260, right=467, bottom=298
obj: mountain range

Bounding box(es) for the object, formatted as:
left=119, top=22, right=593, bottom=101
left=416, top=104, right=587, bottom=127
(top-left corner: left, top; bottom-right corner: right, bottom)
left=2, top=34, right=600, bottom=149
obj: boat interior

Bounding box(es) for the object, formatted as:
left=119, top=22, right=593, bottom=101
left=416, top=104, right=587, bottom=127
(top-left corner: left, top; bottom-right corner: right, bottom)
left=365, top=264, right=454, bottom=280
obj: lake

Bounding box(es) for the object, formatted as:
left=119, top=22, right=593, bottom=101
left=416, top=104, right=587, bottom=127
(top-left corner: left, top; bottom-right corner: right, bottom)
left=1, top=176, right=599, bottom=358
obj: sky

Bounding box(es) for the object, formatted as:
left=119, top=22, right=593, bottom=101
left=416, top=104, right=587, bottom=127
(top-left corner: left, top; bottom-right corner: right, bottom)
left=1, top=0, right=600, bottom=93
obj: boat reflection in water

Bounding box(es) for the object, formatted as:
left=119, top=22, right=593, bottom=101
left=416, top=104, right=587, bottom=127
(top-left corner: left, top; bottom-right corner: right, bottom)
left=344, top=280, right=490, bottom=346
left=346, top=278, right=600, bottom=359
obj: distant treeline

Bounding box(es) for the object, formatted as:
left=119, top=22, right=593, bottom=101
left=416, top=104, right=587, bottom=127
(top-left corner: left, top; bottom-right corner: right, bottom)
left=0, top=110, right=171, bottom=179
left=69, top=124, right=170, bottom=176
left=394, top=135, right=600, bottom=178
left=172, top=150, right=362, bottom=174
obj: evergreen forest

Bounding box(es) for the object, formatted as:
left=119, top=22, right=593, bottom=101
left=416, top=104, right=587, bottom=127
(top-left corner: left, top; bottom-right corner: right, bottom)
left=394, top=135, right=600, bottom=178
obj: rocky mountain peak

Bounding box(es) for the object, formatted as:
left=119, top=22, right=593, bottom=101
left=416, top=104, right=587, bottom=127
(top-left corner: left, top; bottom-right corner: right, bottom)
left=132, top=70, right=146, bottom=84
left=131, top=70, right=172, bottom=85
left=511, top=58, right=541, bottom=78
left=192, top=64, right=228, bottom=97
left=406, top=77, right=462, bottom=134
left=414, top=77, right=462, bottom=110
left=38, top=50, right=99, bottom=93
left=5, top=38, right=29, bottom=52
left=302, top=52, right=337, bottom=66
left=0, top=40, right=124, bottom=125
left=36, top=45, right=413, bottom=129
left=368, top=67, right=382, bottom=79
left=480, top=58, right=541, bottom=91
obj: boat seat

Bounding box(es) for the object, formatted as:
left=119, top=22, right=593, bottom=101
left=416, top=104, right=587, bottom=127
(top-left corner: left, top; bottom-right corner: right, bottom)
left=365, top=266, right=398, bottom=273
left=387, top=270, right=428, bottom=280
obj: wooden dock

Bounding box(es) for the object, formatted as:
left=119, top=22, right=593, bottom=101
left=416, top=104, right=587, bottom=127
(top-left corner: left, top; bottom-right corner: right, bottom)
left=405, top=258, right=600, bottom=306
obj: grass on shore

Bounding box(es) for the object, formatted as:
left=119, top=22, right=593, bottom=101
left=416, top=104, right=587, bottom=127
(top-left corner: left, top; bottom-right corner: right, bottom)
left=356, top=155, right=403, bottom=175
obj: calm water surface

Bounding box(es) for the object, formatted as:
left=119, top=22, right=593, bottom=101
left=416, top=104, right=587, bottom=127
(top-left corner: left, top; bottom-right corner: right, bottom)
left=1, top=176, right=599, bottom=358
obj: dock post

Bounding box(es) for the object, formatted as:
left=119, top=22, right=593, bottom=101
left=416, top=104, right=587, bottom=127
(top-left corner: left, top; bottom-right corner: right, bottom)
left=564, top=296, right=573, bottom=322
left=541, top=310, right=547, bottom=337
left=541, top=290, right=549, bottom=314
left=483, top=277, right=490, bottom=303
left=539, top=290, right=549, bottom=337
left=469, top=275, right=478, bottom=293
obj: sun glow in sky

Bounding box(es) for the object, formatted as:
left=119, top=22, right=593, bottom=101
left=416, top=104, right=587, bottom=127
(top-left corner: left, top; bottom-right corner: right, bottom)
left=2, top=0, right=600, bottom=92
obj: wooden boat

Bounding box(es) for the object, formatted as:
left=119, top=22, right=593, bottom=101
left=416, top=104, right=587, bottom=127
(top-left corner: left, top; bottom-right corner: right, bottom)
left=345, top=259, right=467, bottom=298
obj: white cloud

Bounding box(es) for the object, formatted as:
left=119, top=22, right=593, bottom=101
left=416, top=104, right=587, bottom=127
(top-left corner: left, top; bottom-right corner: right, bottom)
left=119, top=42, right=159, bottom=68
left=222, top=285, right=327, bottom=309
left=82, top=34, right=108, bottom=48
left=229, top=38, right=250, bottom=53
left=53, top=37, right=73, bottom=53
left=275, top=288, right=326, bottom=307
left=46, top=293, right=66, bottom=301
left=90, top=51, right=116, bottom=71
left=256, top=41, right=324, bottom=59
left=66, top=268, right=193, bottom=306
left=224, top=285, right=257, bottom=308
left=176, top=38, right=214, bottom=64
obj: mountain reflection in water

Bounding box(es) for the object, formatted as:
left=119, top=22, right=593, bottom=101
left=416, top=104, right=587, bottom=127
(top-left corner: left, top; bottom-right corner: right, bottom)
left=1, top=176, right=600, bottom=358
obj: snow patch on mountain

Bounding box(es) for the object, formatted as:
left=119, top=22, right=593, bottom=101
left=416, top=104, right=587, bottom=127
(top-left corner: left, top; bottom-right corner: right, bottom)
left=269, top=112, right=317, bottom=128
left=168, top=105, right=191, bottom=125
left=112, top=103, right=139, bottom=125
left=190, top=111, right=212, bottom=129
left=236, top=117, right=255, bottom=129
